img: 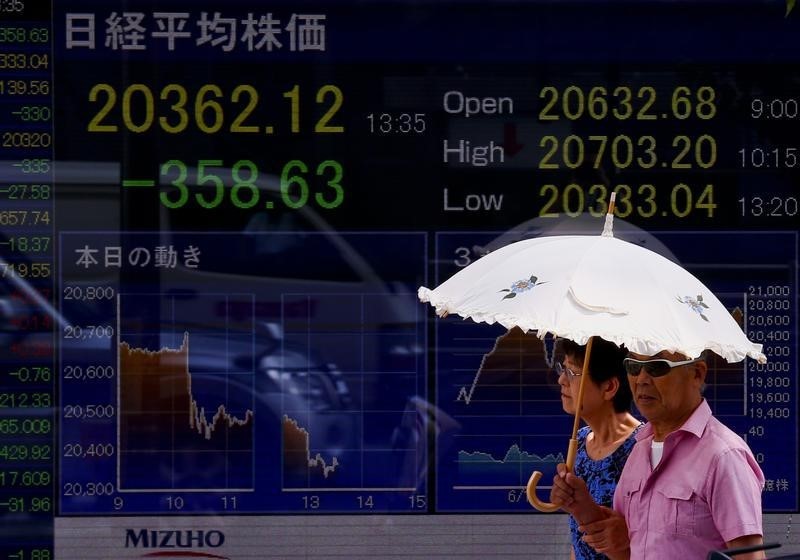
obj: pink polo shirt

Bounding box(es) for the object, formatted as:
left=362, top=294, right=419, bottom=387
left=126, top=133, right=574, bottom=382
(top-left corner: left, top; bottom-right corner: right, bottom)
left=612, top=400, right=764, bottom=559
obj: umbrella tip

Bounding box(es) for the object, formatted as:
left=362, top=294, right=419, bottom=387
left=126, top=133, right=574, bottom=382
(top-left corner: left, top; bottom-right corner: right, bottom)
left=601, top=192, right=616, bottom=237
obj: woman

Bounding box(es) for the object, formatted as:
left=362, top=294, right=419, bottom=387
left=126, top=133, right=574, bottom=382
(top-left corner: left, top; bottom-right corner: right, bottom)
left=554, top=337, right=641, bottom=560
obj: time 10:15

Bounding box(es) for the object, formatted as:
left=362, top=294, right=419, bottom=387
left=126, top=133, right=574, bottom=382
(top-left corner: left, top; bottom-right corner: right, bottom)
left=738, top=147, right=799, bottom=169
left=366, top=112, right=427, bottom=134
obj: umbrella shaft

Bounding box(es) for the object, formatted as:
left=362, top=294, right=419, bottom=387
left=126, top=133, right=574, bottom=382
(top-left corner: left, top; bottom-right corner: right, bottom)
left=571, top=337, right=595, bottom=440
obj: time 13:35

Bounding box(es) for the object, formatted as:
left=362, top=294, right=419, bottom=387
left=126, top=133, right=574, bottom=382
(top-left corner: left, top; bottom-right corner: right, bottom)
left=366, top=112, right=427, bottom=134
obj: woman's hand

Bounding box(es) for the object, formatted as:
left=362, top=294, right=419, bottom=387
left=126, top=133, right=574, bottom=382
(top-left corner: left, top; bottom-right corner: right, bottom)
left=550, top=463, right=602, bottom=524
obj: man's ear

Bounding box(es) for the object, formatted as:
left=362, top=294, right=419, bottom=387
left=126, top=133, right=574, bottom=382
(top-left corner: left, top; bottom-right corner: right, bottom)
left=693, top=359, right=708, bottom=385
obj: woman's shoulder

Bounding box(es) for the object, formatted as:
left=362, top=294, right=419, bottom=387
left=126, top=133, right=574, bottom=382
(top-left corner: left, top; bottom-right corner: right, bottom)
left=577, top=425, right=592, bottom=441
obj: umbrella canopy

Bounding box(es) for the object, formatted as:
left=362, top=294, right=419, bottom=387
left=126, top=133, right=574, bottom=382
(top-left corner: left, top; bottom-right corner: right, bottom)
left=419, top=210, right=766, bottom=511
left=419, top=224, right=765, bottom=365
left=473, top=211, right=681, bottom=266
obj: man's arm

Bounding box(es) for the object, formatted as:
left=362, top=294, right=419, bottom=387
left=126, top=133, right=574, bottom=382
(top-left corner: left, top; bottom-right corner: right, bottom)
left=580, top=506, right=630, bottom=560
left=708, top=448, right=765, bottom=559
left=724, top=535, right=766, bottom=560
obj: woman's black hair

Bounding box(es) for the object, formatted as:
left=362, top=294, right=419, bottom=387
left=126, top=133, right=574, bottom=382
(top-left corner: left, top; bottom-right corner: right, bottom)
left=560, top=337, right=632, bottom=412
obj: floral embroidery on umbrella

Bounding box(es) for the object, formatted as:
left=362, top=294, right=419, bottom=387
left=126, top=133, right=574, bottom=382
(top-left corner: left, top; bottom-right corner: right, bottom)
left=677, top=294, right=710, bottom=322
left=500, top=276, right=546, bottom=300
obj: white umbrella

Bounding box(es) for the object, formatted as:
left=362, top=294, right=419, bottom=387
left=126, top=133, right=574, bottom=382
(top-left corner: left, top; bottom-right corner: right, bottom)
left=472, top=211, right=681, bottom=266
left=418, top=199, right=765, bottom=511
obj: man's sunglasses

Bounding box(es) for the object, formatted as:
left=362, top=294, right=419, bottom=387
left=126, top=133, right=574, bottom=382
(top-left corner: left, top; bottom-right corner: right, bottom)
left=623, top=357, right=701, bottom=378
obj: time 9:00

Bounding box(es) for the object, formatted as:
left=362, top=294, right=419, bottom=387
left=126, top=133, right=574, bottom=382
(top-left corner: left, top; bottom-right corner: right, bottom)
left=750, top=98, right=800, bottom=120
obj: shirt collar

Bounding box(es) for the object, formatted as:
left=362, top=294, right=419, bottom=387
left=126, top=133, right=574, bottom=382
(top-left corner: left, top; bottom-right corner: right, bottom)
left=678, top=398, right=711, bottom=438
left=636, top=422, right=653, bottom=441
left=635, top=399, right=711, bottom=442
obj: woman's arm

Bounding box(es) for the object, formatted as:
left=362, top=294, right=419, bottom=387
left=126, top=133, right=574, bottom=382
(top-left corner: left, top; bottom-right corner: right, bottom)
left=550, top=463, right=606, bottom=525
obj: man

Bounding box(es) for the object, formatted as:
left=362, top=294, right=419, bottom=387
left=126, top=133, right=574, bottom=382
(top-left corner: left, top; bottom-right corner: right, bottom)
left=551, top=350, right=765, bottom=560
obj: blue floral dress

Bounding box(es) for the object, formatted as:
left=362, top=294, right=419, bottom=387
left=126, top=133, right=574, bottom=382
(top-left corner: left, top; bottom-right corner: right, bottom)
left=568, top=424, right=642, bottom=560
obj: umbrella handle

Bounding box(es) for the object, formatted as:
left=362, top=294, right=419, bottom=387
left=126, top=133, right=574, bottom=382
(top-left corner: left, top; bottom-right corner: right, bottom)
left=526, top=437, right=579, bottom=512
left=528, top=337, right=592, bottom=511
